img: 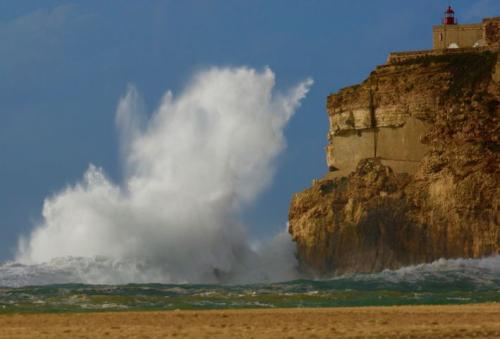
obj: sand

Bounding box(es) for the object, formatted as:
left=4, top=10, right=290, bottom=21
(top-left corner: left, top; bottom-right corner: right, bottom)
left=0, top=303, right=499, bottom=338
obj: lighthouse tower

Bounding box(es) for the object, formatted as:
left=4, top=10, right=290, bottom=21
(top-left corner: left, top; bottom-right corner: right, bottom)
left=444, top=6, right=457, bottom=25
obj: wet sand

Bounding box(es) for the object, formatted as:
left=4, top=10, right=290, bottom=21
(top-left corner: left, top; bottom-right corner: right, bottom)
left=0, top=303, right=499, bottom=338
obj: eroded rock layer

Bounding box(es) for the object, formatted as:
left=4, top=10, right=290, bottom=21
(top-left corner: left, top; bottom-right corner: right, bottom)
left=289, top=50, right=500, bottom=275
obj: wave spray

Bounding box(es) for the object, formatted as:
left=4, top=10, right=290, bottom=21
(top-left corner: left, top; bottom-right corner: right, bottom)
left=15, top=67, right=313, bottom=285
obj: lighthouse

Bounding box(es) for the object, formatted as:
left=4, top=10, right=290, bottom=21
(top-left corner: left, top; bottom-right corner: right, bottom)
left=444, top=6, right=457, bottom=25
left=432, top=7, right=500, bottom=50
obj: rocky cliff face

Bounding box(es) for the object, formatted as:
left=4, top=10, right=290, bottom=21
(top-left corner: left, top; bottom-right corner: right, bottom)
left=289, top=50, right=500, bottom=275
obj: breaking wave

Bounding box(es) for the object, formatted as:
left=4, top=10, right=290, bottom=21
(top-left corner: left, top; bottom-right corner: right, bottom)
left=0, top=255, right=498, bottom=289
left=330, top=255, right=500, bottom=290
left=13, top=67, right=313, bottom=284
left=0, top=256, right=498, bottom=312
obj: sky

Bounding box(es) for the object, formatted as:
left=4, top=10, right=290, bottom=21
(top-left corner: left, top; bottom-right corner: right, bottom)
left=1, top=0, right=498, bottom=261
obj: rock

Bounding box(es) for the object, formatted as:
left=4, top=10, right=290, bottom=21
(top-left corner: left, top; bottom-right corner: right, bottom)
left=289, top=49, right=500, bottom=276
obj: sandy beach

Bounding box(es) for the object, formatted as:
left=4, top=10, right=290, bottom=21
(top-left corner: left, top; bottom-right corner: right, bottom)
left=0, top=303, right=499, bottom=338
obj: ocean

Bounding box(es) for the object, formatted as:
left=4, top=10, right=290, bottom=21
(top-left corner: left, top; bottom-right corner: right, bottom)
left=0, top=256, right=498, bottom=313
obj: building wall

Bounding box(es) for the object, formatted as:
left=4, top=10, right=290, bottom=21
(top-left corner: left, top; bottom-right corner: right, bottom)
left=432, top=24, right=483, bottom=49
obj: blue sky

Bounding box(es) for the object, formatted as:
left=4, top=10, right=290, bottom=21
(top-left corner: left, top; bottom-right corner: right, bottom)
left=1, top=0, right=498, bottom=260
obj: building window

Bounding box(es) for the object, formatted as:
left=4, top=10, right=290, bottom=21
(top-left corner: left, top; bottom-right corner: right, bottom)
left=440, top=33, right=443, bottom=41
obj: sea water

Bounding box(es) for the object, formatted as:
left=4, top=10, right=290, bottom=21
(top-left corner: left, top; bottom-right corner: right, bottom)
left=0, top=256, right=498, bottom=313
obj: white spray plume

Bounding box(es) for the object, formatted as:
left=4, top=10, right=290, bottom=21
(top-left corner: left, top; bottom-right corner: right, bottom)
left=17, top=67, right=313, bottom=284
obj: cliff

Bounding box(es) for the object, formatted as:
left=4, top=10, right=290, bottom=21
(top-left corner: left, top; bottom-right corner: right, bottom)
left=289, top=49, right=500, bottom=275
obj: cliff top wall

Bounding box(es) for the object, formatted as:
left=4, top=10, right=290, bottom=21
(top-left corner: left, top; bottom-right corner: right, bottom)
left=387, top=46, right=496, bottom=64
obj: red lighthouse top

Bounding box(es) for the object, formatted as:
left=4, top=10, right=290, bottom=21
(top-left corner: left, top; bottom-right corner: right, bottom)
left=444, top=6, right=457, bottom=25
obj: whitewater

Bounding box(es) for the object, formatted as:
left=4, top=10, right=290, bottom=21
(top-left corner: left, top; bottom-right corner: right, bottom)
left=1, top=256, right=499, bottom=312
left=10, top=66, right=312, bottom=285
